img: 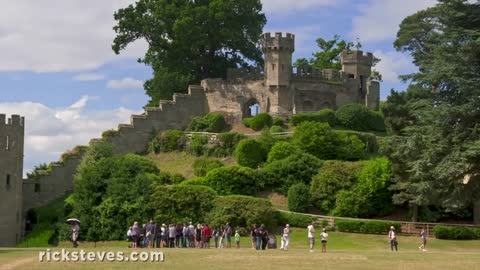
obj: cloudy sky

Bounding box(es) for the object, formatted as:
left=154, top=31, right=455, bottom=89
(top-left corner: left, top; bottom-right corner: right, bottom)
left=0, top=0, right=436, bottom=175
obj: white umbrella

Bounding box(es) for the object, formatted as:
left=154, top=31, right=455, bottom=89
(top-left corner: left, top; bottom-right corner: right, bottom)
left=66, top=218, right=80, bottom=223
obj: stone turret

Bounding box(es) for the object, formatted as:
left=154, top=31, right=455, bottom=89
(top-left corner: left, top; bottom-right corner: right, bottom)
left=0, top=114, right=25, bottom=247
left=262, top=32, right=295, bottom=87
left=340, top=50, right=373, bottom=80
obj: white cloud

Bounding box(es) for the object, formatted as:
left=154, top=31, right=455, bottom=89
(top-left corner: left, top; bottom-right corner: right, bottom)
left=107, top=78, right=144, bottom=89
left=261, top=0, right=339, bottom=15
left=0, top=0, right=147, bottom=72
left=72, top=73, right=105, bottom=81
left=350, top=0, right=437, bottom=43
left=373, top=50, right=414, bottom=83
left=0, top=98, right=140, bottom=175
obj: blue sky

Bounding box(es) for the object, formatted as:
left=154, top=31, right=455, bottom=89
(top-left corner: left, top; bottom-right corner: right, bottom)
left=0, top=0, right=436, bottom=175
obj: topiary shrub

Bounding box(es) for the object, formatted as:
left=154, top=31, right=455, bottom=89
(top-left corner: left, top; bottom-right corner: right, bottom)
left=207, top=195, right=277, bottom=230
left=193, top=158, right=224, bottom=177
left=287, top=183, right=311, bottom=212
left=244, top=113, right=273, bottom=131
left=275, top=211, right=317, bottom=227
left=149, top=130, right=186, bottom=153
left=335, top=104, right=385, bottom=131
left=336, top=219, right=402, bottom=234
left=267, top=141, right=300, bottom=162
left=310, top=160, right=365, bottom=212
left=188, top=112, right=228, bottom=132
left=433, top=226, right=480, bottom=240
left=235, top=139, right=266, bottom=168
left=291, top=109, right=336, bottom=126
left=205, top=166, right=262, bottom=195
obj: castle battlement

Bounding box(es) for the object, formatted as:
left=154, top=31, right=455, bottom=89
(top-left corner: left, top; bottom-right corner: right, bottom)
left=340, top=50, right=373, bottom=65
left=261, top=32, right=295, bottom=52
left=292, top=68, right=346, bottom=83
left=0, top=114, right=25, bottom=128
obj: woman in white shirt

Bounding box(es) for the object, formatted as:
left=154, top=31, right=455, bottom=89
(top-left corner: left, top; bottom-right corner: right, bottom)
left=321, top=228, right=328, bottom=253
left=280, top=224, right=290, bottom=251
left=388, top=226, right=398, bottom=252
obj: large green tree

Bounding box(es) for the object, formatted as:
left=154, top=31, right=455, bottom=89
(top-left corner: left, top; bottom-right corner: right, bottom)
left=112, top=0, right=266, bottom=106
left=384, top=0, right=480, bottom=222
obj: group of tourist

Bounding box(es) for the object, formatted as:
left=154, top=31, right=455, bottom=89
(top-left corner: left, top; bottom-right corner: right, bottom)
left=126, top=220, right=240, bottom=249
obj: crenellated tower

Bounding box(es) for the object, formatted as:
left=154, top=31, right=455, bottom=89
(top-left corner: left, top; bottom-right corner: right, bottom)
left=341, top=50, right=378, bottom=109
left=0, top=114, right=25, bottom=247
left=262, top=32, right=295, bottom=87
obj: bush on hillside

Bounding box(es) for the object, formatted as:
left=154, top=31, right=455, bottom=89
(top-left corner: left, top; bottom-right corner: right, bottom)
left=310, top=160, right=365, bottom=212
left=269, top=125, right=285, bottom=133
left=178, top=177, right=209, bottom=186
left=193, top=158, right=224, bottom=177
left=235, top=139, right=266, bottom=168
left=433, top=226, right=480, bottom=240
left=275, top=211, right=317, bottom=228
left=150, top=185, right=218, bottom=224
left=188, top=112, right=228, bottom=132
left=332, top=158, right=393, bottom=217
left=292, top=121, right=338, bottom=160
left=205, top=166, right=262, bottom=196
left=149, top=171, right=186, bottom=185
left=335, top=130, right=379, bottom=153
left=287, top=183, right=311, bottom=212
left=213, top=132, right=246, bottom=156
left=335, top=104, right=385, bottom=131
left=243, top=113, right=273, bottom=131
left=186, top=134, right=208, bottom=156
left=263, top=152, right=322, bottom=194
left=336, top=219, right=402, bottom=234
left=207, top=195, right=277, bottom=230
left=267, top=141, right=300, bottom=162
left=273, top=117, right=285, bottom=127
left=336, top=133, right=366, bottom=161
left=149, top=130, right=186, bottom=153
left=291, top=109, right=336, bottom=126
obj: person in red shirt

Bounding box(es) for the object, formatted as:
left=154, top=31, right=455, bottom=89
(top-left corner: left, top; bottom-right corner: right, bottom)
left=203, top=224, right=211, bottom=248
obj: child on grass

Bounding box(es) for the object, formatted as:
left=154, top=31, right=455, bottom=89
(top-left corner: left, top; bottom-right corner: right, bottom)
left=235, top=230, right=240, bottom=248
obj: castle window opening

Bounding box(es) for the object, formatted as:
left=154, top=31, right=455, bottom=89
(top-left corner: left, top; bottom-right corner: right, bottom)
left=272, top=64, right=276, bottom=71
left=34, top=183, right=40, bottom=193
left=244, top=99, right=261, bottom=118
left=6, top=174, right=11, bottom=190
left=6, top=135, right=9, bottom=150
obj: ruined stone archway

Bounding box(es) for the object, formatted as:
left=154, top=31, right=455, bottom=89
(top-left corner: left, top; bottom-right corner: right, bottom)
left=243, top=98, right=261, bottom=118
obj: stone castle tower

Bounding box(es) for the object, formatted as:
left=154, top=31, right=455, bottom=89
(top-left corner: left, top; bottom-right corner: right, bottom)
left=0, top=114, right=25, bottom=247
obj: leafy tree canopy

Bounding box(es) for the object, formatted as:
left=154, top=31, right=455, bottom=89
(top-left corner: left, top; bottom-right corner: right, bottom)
left=112, top=0, right=266, bottom=105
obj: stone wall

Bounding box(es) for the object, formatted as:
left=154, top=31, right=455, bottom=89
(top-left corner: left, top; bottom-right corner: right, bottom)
left=0, top=114, right=24, bottom=247
left=22, top=150, right=85, bottom=211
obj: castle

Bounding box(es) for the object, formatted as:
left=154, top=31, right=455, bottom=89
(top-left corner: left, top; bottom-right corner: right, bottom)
left=0, top=32, right=380, bottom=246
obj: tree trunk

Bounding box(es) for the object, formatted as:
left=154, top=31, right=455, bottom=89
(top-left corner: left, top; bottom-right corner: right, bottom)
left=411, top=203, right=418, bottom=222
left=474, top=200, right=480, bottom=225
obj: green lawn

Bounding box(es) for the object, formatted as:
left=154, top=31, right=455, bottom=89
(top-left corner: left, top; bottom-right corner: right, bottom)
left=2, top=229, right=480, bottom=270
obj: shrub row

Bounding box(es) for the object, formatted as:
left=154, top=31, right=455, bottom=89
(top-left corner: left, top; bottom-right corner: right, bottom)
left=291, top=109, right=336, bottom=126
left=275, top=211, right=317, bottom=228
left=243, top=113, right=273, bottom=131
left=433, top=226, right=480, bottom=240
left=336, top=219, right=402, bottom=234
left=335, top=104, right=385, bottom=132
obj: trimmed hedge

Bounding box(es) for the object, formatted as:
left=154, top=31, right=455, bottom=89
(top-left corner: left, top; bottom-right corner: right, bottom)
left=188, top=112, right=228, bottom=132
left=275, top=211, right=317, bottom=228
left=291, top=109, right=336, bottom=126
left=235, top=139, right=266, bottom=168
left=336, top=219, right=402, bottom=234
left=433, top=226, right=480, bottom=240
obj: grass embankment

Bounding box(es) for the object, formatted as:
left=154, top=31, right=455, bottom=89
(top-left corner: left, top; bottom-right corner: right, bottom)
left=2, top=229, right=480, bottom=270
left=147, top=152, right=236, bottom=178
